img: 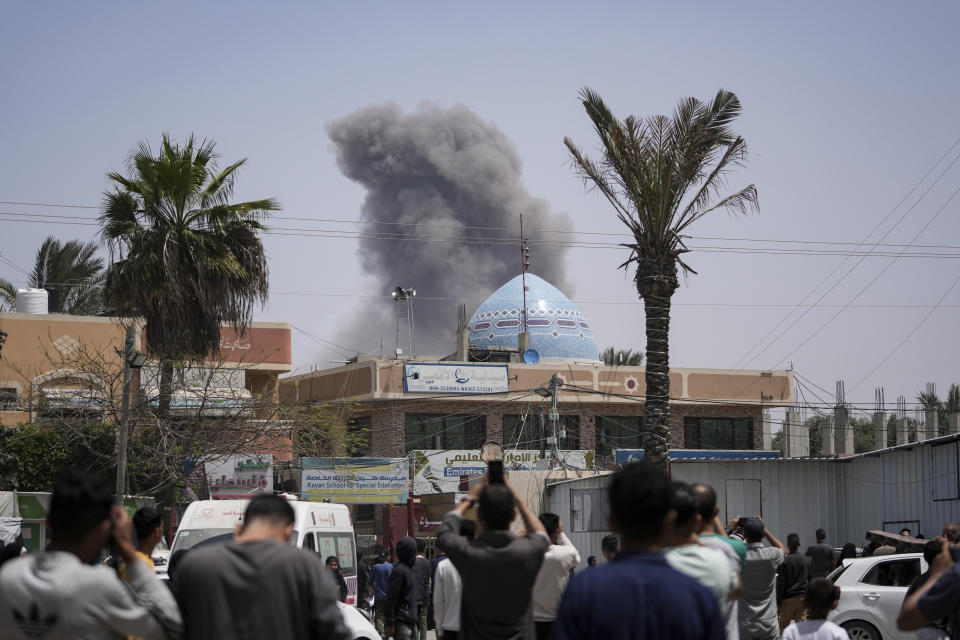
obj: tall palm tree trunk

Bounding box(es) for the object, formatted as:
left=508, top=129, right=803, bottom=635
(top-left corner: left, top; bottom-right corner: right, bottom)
left=158, top=360, right=174, bottom=419
left=642, top=291, right=673, bottom=468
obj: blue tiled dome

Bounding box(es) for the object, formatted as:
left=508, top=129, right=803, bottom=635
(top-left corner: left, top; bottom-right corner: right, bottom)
left=467, top=274, right=600, bottom=361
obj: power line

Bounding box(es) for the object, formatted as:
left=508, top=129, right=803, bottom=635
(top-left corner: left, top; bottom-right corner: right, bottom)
left=769, top=181, right=960, bottom=370
left=730, top=136, right=960, bottom=369
left=5, top=213, right=960, bottom=259
left=6, top=207, right=960, bottom=254
left=848, top=267, right=960, bottom=392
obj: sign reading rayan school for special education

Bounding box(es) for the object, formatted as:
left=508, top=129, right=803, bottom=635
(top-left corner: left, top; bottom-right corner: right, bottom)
left=403, top=363, right=509, bottom=394
left=412, top=449, right=595, bottom=495
left=301, top=457, right=409, bottom=505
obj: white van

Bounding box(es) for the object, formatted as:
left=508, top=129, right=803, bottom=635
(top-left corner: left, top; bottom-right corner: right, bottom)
left=164, top=498, right=360, bottom=605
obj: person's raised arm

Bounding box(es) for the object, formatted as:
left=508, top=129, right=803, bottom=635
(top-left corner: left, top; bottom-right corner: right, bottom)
left=763, top=526, right=787, bottom=556
left=712, top=516, right=729, bottom=537
left=101, top=507, right=183, bottom=640
left=899, top=543, right=957, bottom=631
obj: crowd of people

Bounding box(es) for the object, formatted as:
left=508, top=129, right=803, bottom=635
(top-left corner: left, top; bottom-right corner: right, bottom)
left=4, top=463, right=960, bottom=639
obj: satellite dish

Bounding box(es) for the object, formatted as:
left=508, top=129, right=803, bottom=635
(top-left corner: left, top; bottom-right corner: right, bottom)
left=523, top=348, right=540, bottom=364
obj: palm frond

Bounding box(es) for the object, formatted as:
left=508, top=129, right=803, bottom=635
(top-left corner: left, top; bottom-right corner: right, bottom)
left=566, top=87, right=757, bottom=278
left=100, top=133, right=278, bottom=360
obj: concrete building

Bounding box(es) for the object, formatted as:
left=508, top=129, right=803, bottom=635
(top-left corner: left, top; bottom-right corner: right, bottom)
left=280, top=273, right=795, bottom=465
left=0, top=311, right=292, bottom=434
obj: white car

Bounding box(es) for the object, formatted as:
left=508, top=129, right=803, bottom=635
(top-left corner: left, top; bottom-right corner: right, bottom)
left=337, top=603, right=378, bottom=640
left=827, top=552, right=927, bottom=640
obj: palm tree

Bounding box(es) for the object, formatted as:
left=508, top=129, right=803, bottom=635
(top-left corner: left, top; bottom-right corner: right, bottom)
left=565, top=89, right=758, bottom=467
left=600, top=347, right=644, bottom=367
left=100, top=133, right=279, bottom=417
left=0, top=237, right=105, bottom=314
left=0, top=281, right=14, bottom=312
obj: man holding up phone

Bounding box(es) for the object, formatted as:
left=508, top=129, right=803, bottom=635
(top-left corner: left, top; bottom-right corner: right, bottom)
left=436, top=473, right=550, bottom=640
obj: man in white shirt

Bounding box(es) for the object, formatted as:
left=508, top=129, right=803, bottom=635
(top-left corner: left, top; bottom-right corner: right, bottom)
left=433, top=518, right=476, bottom=639
left=532, top=512, right=581, bottom=640
left=738, top=518, right=787, bottom=640
left=0, top=468, right=182, bottom=640
left=692, top=482, right=744, bottom=640
left=664, top=483, right=740, bottom=604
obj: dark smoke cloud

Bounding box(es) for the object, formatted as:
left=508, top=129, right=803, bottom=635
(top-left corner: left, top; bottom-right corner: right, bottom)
left=326, top=102, right=572, bottom=356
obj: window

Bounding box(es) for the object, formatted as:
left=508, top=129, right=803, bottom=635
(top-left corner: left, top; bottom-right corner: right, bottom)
left=595, top=416, right=643, bottom=455
left=503, top=414, right=580, bottom=450
left=861, top=559, right=921, bottom=587
left=405, top=414, right=486, bottom=451
left=0, top=387, right=18, bottom=410
left=302, top=531, right=316, bottom=551
left=684, top=417, right=754, bottom=450
left=571, top=488, right=608, bottom=532
left=347, top=416, right=371, bottom=457
left=317, top=533, right=357, bottom=576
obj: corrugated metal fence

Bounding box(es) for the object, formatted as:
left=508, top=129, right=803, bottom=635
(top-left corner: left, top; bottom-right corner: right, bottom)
left=547, top=435, right=960, bottom=565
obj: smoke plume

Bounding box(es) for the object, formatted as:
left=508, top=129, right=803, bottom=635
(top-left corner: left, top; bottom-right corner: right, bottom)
left=326, top=102, right=572, bottom=356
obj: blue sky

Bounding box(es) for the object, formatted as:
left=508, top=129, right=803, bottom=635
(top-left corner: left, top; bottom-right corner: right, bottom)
left=2, top=1, right=960, bottom=415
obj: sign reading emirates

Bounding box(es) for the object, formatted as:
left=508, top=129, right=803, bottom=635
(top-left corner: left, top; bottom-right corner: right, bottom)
left=403, top=363, right=509, bottom=394
left=412, top=449, right=595, bottom=495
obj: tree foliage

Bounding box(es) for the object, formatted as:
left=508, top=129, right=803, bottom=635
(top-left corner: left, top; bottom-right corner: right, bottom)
left=565, top=89, right=757, bottom=467
left=599, top=347, right=644, bottom=367
left=0, top=236, right=105, bottom=314
left=0, top=423, right=115, bottom=491
left=99, top=133, right=279, bottom=416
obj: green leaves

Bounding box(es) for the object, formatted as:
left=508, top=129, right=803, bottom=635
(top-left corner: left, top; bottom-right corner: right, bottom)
left=99, top=133, right=278, bottom=362
left=565, top=88, right=758, bottom=287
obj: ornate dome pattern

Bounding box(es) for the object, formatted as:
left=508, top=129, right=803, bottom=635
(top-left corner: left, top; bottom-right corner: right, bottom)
left=467, top=273, right=600, bottom=361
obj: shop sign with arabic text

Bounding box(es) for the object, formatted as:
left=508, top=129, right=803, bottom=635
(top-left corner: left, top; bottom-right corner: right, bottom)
left=403, top=363, right=509, bottom=394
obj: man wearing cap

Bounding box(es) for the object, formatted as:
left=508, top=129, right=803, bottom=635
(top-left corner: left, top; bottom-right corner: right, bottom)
left=737, top=517, right=787, bottom=640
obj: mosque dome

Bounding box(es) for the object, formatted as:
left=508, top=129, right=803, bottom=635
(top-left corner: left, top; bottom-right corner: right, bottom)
left=467, top=273, right=600, bottom=362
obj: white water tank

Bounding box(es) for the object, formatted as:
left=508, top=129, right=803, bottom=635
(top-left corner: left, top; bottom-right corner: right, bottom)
left=15, top=288, right=48, bottom=314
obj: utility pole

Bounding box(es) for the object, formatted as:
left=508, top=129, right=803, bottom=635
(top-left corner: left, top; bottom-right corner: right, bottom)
left=115, top=326, right=134, bottom=498
left=548, top=374, right=560, bottom=467
left=115, top=325, right=147, bottom=499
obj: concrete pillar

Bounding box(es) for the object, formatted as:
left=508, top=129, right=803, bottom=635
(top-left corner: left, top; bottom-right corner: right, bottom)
left=873, top=411, right=887, bottom=451
left=834, top=406, right=851, bottom=455
left=922, top=408, right=938, bottom=441
left=821, top=418, right=835, bottom=456
left=784, top=410, right=809, bottom=458
left=897, top=417, right=909, bottom=445
left=762, top=411, right=773, bottom=451
left=518, top=331, right=530, bottom=353
left=949, top=412, right=960, bottom=435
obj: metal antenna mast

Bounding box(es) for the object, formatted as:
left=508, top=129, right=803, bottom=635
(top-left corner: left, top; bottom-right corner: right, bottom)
left=520, top=214, right=529, bottom=334
left=392, top=285, right=416, bottom=356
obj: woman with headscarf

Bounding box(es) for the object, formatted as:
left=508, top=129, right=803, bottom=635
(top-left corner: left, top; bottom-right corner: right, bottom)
left=839, top=543, right=857, bottom=562
left=326, top=555, right=348, bottom=603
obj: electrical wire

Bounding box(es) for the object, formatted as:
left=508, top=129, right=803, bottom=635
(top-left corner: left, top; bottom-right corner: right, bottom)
left=729, top=136, right=960, bottom=369
left=5, top=209, right=960, bottom=258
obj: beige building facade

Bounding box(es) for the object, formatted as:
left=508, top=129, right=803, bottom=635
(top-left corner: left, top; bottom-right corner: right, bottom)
left=280, top=358, right=795, bottom=463
left=0, top=312, right=292, bottom=428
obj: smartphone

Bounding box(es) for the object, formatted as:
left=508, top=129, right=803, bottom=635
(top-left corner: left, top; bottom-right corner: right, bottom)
left=488, top=460, right=504, bottom=484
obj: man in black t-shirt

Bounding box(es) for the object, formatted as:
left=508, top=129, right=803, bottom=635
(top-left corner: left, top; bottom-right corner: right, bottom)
left=804, top=529, right=836, bottom=579
left=777, top=533, right=811, bottom=631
